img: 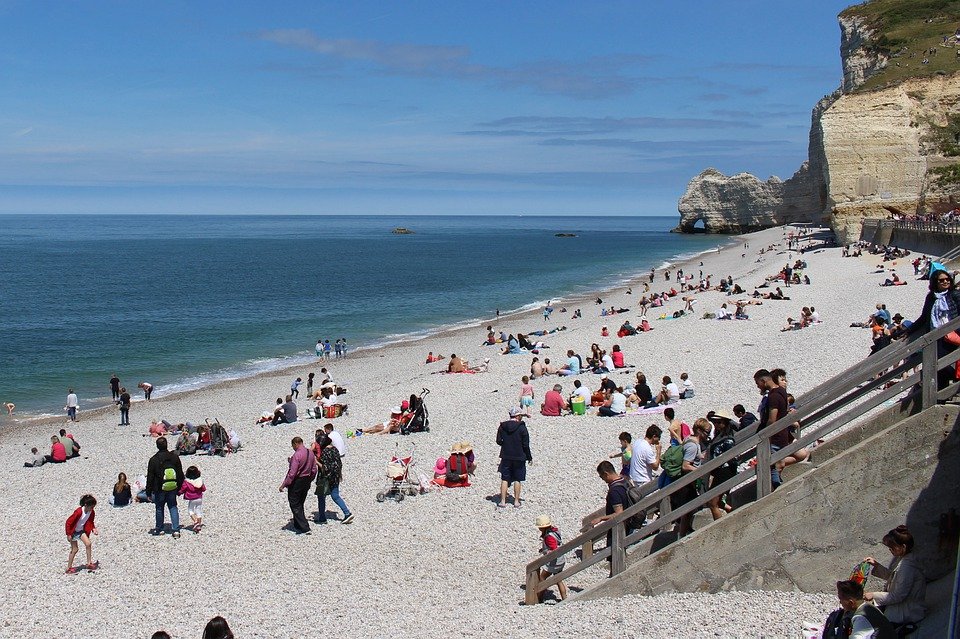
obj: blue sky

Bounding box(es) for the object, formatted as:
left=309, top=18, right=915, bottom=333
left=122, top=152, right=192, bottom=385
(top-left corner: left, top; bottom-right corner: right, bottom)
left=0, top=1, right=853, bottom=216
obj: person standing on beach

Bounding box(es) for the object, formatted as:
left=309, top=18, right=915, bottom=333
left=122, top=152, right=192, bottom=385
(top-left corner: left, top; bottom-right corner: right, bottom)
left=280, top=436, right=316, bottom=534
left=316, top=340, right=323, bottom=359
left=340, top=338, right=347, bottom=358
left=65, top=389, right=79, bottom=422
left=334, top=338, right=342, bottom=359
left=291, top=377, right=302, bottom=399
left=118, top=387, right=131, bottom=426
left=146, top=436, right=184, bottom=538
left=109, top=374, right=121, bottom=401
left=323, top=340, right=332, bottom=361
left=496, top=407, right=532, bottom=508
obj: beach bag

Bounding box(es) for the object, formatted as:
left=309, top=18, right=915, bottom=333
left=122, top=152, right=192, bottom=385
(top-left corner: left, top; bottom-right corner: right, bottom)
left=623, top=479, right=647, bottom=530
left=324, top=404, right=343, bottom=419
left=661, top=444, right=684, bottom=479
left=160, top=462, right=178, bottom=492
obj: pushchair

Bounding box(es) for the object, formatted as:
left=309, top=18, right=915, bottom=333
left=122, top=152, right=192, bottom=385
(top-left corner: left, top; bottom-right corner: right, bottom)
left=376, top=443, right=419, bottom=502
left=400, top=388, right=430, bottom=435
left=206, top=419, right=230, bottom=457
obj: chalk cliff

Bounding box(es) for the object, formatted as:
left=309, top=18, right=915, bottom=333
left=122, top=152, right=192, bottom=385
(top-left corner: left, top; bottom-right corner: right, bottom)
left=677, top=4, right=960, bottom=242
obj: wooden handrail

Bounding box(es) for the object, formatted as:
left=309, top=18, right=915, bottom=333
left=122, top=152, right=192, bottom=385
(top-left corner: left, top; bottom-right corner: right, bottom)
left=523, top=314, right=960, bottom=605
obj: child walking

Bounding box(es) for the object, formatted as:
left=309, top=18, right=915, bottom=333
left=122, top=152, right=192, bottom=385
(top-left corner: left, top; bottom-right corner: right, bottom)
left=179, top=465, right=207, bottom=532
left=535, top=515, right=568, bottom=602
left=65, top=494, right=99, bottom=574
left=519, top=375, right=535, bottom=418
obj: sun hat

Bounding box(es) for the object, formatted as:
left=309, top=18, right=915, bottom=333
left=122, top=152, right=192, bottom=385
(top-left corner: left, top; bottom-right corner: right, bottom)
left=433, top=457, right=447, bottom=474
left=509, top=406, right=521, bottom=417
left=449, top=442, right=464, bottom=454
left=711, top=408, right=734, bottom=421
left=459, top=441, right=473, bottom=453
left=391, top=406, right=402, bottom=415
left=401, top=400, right=410, bottom=410
left=535, top=515, right=552, bottom=528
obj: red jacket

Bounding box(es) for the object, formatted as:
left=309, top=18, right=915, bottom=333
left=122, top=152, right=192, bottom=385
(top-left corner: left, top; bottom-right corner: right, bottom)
left=65, top=507, right=96, bottom=538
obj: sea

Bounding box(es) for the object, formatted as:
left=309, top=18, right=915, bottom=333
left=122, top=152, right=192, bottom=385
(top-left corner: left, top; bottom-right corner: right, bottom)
left=0, top=214, right=725, bottom=417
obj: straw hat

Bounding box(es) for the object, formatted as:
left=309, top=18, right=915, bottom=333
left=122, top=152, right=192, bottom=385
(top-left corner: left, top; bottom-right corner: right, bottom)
left=449, top=442, right=464, bottom=454
left=711, top=408, right=734, bottom=422
left=535, top=515, right=552, bottom=528
left=459, top=441, right=473, bottom=453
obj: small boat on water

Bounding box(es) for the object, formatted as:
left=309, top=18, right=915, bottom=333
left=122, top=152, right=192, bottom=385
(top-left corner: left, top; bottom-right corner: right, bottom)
left=392, top=227, right=414, bottom=235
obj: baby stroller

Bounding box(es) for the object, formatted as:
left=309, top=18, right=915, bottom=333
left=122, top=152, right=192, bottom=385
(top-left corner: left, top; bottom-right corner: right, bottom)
left=376, top=443, right=419, bottom=502
left=401, top=388, right=430, bottom=435
left=206, top=419, right=230, bottom=457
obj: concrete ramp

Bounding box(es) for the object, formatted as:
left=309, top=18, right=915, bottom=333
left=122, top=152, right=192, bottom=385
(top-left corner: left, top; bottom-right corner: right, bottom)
left=577, top=404, right=960, bottom=633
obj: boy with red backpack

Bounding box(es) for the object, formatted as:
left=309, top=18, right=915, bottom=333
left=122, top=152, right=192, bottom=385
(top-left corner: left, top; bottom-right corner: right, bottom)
left=535, top=515, right=568, bottom=602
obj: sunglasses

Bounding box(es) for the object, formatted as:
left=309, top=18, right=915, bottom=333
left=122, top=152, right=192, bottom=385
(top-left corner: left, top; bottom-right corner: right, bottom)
left=936, top=278, right=951, bottom=283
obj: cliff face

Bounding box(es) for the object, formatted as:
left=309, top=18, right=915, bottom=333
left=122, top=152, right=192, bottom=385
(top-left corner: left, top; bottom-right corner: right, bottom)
left=677, top=165, right=820, bottom=233
left=677, top=5, right=960, bottom=241
left=823, top=75, right=960, bottom=242
left=838, top=14, right=887, bottom=92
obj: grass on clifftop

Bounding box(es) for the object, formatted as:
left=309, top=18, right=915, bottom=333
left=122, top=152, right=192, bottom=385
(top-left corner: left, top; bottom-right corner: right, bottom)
left=843, top=0, right=960, bottom=91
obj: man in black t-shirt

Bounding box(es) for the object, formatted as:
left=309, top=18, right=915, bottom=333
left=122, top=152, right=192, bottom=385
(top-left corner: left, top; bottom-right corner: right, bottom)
left=754, top=369, right=789, bottom=488
left=590, top=461, right=628, bottom=551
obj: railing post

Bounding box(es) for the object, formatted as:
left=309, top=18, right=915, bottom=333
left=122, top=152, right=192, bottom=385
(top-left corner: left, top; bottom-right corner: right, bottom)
left=610, top=522, right=625, bottom=577
left=922, top=340, right=938, bottom=409
left=659, top=494, right=671, bottom=518
left=582, top=538, right=593, bottom=560
left=525, top=568, right=539, bottom=606
left=756, top=438, right=772, bottom=498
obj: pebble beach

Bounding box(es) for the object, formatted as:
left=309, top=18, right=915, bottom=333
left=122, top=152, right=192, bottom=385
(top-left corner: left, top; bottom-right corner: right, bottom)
left=0, top=225, right=926, bottom=638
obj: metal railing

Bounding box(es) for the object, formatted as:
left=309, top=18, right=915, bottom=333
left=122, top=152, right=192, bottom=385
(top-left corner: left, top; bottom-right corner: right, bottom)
left=893, top=220, right=960, bottom=235
left=524, top=316, right=960, bottom=605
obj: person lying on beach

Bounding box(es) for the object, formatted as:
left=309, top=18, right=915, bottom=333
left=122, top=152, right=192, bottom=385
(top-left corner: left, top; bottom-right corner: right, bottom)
left=148, top=420, right=167, bottom=438
left=363, top=407, right=404, bottom=435
left=781, top=317, right=800, bottom=332
left=467, top=358, right=491, bottom=373
left=425, top=352, right=445, bottom=363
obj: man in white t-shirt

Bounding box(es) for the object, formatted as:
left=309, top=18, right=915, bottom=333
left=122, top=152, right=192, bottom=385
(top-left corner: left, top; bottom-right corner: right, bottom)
left=324, top=423, right=346, bottom=457
left=629, top=425, right=662, bottom=484
left=65, top=389, right=79, bottom=422
left=570, top=379, right=591, bottom=404
left=656, top=376, right=681, bottom=405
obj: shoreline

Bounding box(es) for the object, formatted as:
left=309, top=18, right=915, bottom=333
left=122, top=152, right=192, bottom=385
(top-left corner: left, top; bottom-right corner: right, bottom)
left=2, top=231, right=744, bottom=429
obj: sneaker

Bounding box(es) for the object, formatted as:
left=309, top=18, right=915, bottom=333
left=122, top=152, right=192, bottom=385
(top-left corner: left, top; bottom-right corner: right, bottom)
left=341, top=514, right=355, bottom=524
left=172, top=531, right=181, bottom=539
left=87, top=562, right=100, bottom=571
left=66, top=566, right=80, bottom=575
left=148, top=528, right=163, bottom=536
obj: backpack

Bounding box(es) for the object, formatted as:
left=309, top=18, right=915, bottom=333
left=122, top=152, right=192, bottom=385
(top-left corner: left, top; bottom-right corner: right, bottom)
left=661, top=444, right=684, bottom=479
left=160, top=459, right=179, bottom=492
left=622, top=479, right=647, bottom=531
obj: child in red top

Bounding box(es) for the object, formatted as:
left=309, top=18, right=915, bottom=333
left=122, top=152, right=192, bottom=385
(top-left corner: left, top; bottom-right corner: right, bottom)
left=65, top=494, right=99, bottom=574
left=535, top=515, right=568, bottom=602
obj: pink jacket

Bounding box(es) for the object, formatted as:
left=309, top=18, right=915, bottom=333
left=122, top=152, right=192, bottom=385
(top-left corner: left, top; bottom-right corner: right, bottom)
left=179, top=478, right=206, bottom=501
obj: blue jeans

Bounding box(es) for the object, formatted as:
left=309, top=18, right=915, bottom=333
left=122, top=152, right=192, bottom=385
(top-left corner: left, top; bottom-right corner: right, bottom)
left=120, top=407, right=130, bottom=425
left=67, top=407, right=77, bottom=421
left=154, top=490, right=180, bottom=532
left=770, top=445, right=782, bottom=487
left=317, top=484, right=351, bottom=521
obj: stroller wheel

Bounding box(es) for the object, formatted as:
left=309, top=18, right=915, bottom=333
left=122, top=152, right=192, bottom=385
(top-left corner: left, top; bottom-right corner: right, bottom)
left=396, top=491, right=405, bottom=502
left=376, top=492, right=386, bottom=503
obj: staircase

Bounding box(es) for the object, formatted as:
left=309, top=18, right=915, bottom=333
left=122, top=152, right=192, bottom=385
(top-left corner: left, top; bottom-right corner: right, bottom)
left=524, top=318, right=960, bottom=635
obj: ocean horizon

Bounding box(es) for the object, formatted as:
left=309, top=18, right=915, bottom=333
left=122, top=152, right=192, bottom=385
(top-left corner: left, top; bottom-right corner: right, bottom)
left=1, top=213, right=725, bottom=417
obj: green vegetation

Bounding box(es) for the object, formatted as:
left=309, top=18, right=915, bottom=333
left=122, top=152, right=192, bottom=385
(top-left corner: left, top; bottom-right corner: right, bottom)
left=930, top=163, right=960, bottom=184
left=930, top=113, right=960, bottom=155
left=842, top=0, right=960, bottom=91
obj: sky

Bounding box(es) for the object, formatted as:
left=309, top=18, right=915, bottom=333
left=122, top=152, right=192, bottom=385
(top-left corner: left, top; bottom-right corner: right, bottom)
left=0, top=1, right=855, bottom=216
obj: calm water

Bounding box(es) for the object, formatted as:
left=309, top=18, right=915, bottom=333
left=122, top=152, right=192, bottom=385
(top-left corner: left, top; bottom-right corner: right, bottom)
left=0, top=214, right=721, bottom=415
